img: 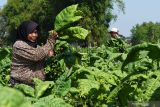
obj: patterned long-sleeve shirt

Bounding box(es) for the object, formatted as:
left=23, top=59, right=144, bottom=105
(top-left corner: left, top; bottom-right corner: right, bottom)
left=11, top=38, right=55, bottom=84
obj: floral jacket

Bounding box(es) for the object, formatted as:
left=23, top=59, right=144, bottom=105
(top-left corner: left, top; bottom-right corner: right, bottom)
left=11, top=38, right=55, bottom=84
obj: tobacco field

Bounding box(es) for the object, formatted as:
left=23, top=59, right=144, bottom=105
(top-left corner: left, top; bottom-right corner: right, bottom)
left=1, top=4, right=160, bottom=107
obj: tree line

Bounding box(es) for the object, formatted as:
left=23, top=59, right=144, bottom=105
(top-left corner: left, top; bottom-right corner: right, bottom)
left=0, top=0, right=124, bottom=47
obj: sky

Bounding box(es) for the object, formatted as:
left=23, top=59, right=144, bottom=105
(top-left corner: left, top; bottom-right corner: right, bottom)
left=1, top=0, right=160, bottom=37
left=0, top=0, right=6, bottom=8
left=110, top=0, right=160, bottom=37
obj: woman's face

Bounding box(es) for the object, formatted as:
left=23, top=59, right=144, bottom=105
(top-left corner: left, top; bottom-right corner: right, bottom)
left=27, top=30, right=38, bottom=42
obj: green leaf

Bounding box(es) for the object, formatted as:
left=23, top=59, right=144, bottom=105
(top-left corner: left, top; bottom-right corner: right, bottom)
left=55, top=40, right=69, bottom=50
left=52, top=71, right=71, bottom=97
left=34, top=78, right=54, bottom=98
left=0, top=48, right=12, bottom=72
left=77, top=79, right=100, bottom=96
left=0, top=87, right=31, bottom=107
left=91, top=71, right=117, bottom=86
left=134, top=71, right=160, bottom=101
left=15, top=84, right=35, bottom=97
left=54, top=4, right=82, bottom=31
left=0, top=48, right=11, bottom=60
left=33, top=95, right=72, bottom=107
left=121, top=43, right=148, bottom=70
left=122, top=43, right=160, bottom=70
left=65, top=26, right=89, bottom=40
left=59, top=35, right=69, bottom=40
left=53, top=79, right=71, bottom=97
left=69, top=87, right=79, bottom=93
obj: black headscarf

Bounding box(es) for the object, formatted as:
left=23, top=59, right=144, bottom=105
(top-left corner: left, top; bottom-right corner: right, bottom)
left=16, top=20, right=39, bottom=48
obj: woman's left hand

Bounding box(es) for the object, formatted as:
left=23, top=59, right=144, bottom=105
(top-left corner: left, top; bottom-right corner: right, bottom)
left=48, top=50, right=54, bottom=57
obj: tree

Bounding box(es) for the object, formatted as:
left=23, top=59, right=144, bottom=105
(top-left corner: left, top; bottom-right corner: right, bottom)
left=1, top=0, right=54, bottom=44
left=73, top=0, right=125, bottom=46
left=0, top=15, right=8, bottom=47
left=1, top=0, right=82, bottom=44
left=131, top=22, right=160, bottom=45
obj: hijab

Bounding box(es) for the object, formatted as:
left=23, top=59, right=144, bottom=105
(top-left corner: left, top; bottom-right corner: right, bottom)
left=16, top=20, right=39, bottom=48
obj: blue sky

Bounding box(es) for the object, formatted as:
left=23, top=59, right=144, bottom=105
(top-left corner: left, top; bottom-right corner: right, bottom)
left=0, top=0, right=6, bottom=8
left=1, top=0, right=160, bottom=37
left=110, top=0, right=160, bottom=37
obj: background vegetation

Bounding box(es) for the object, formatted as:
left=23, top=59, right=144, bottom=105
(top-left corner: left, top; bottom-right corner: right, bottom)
left=0, top=0, right=124, bottom=46
left=131, top=22, right=160, bottom=45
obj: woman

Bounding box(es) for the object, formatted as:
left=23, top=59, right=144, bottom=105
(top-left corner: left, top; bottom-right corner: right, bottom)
left=10, top=20, right=58, bottom=86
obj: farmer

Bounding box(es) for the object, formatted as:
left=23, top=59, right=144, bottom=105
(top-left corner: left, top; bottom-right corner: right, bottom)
left=109, top=27, right=125, bottom=39
left=109, top=27, right=119, bottom=38
left=10, top=20, right=58, bottom=86
left=107, top=27, right=128, bottom=52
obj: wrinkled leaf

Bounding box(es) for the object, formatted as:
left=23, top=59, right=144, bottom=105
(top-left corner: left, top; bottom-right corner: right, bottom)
left=0, top=87, right=31, bottom=107
left=15, top=84, right=35, bottom=97
left=34, top=78, right=54, bottom=98
left=65, top=26, right=89, bottom=40
left=54, top=4, right=82, bottom=31
left=33, top=95, right=72, bottom=107
left=77, top=79, right=100, bottom=96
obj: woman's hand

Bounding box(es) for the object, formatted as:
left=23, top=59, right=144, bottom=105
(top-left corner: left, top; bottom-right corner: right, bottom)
left=49, top=30, right=58, bottom=40
left=48, top=50, right=54, bottom=57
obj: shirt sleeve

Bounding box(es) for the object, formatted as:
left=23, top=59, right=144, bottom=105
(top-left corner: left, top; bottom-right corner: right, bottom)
left=13, top=39, right=55, bottom=62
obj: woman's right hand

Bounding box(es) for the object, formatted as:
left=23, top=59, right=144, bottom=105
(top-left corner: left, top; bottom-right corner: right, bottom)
left=49, top=30, right=58, bottom=40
